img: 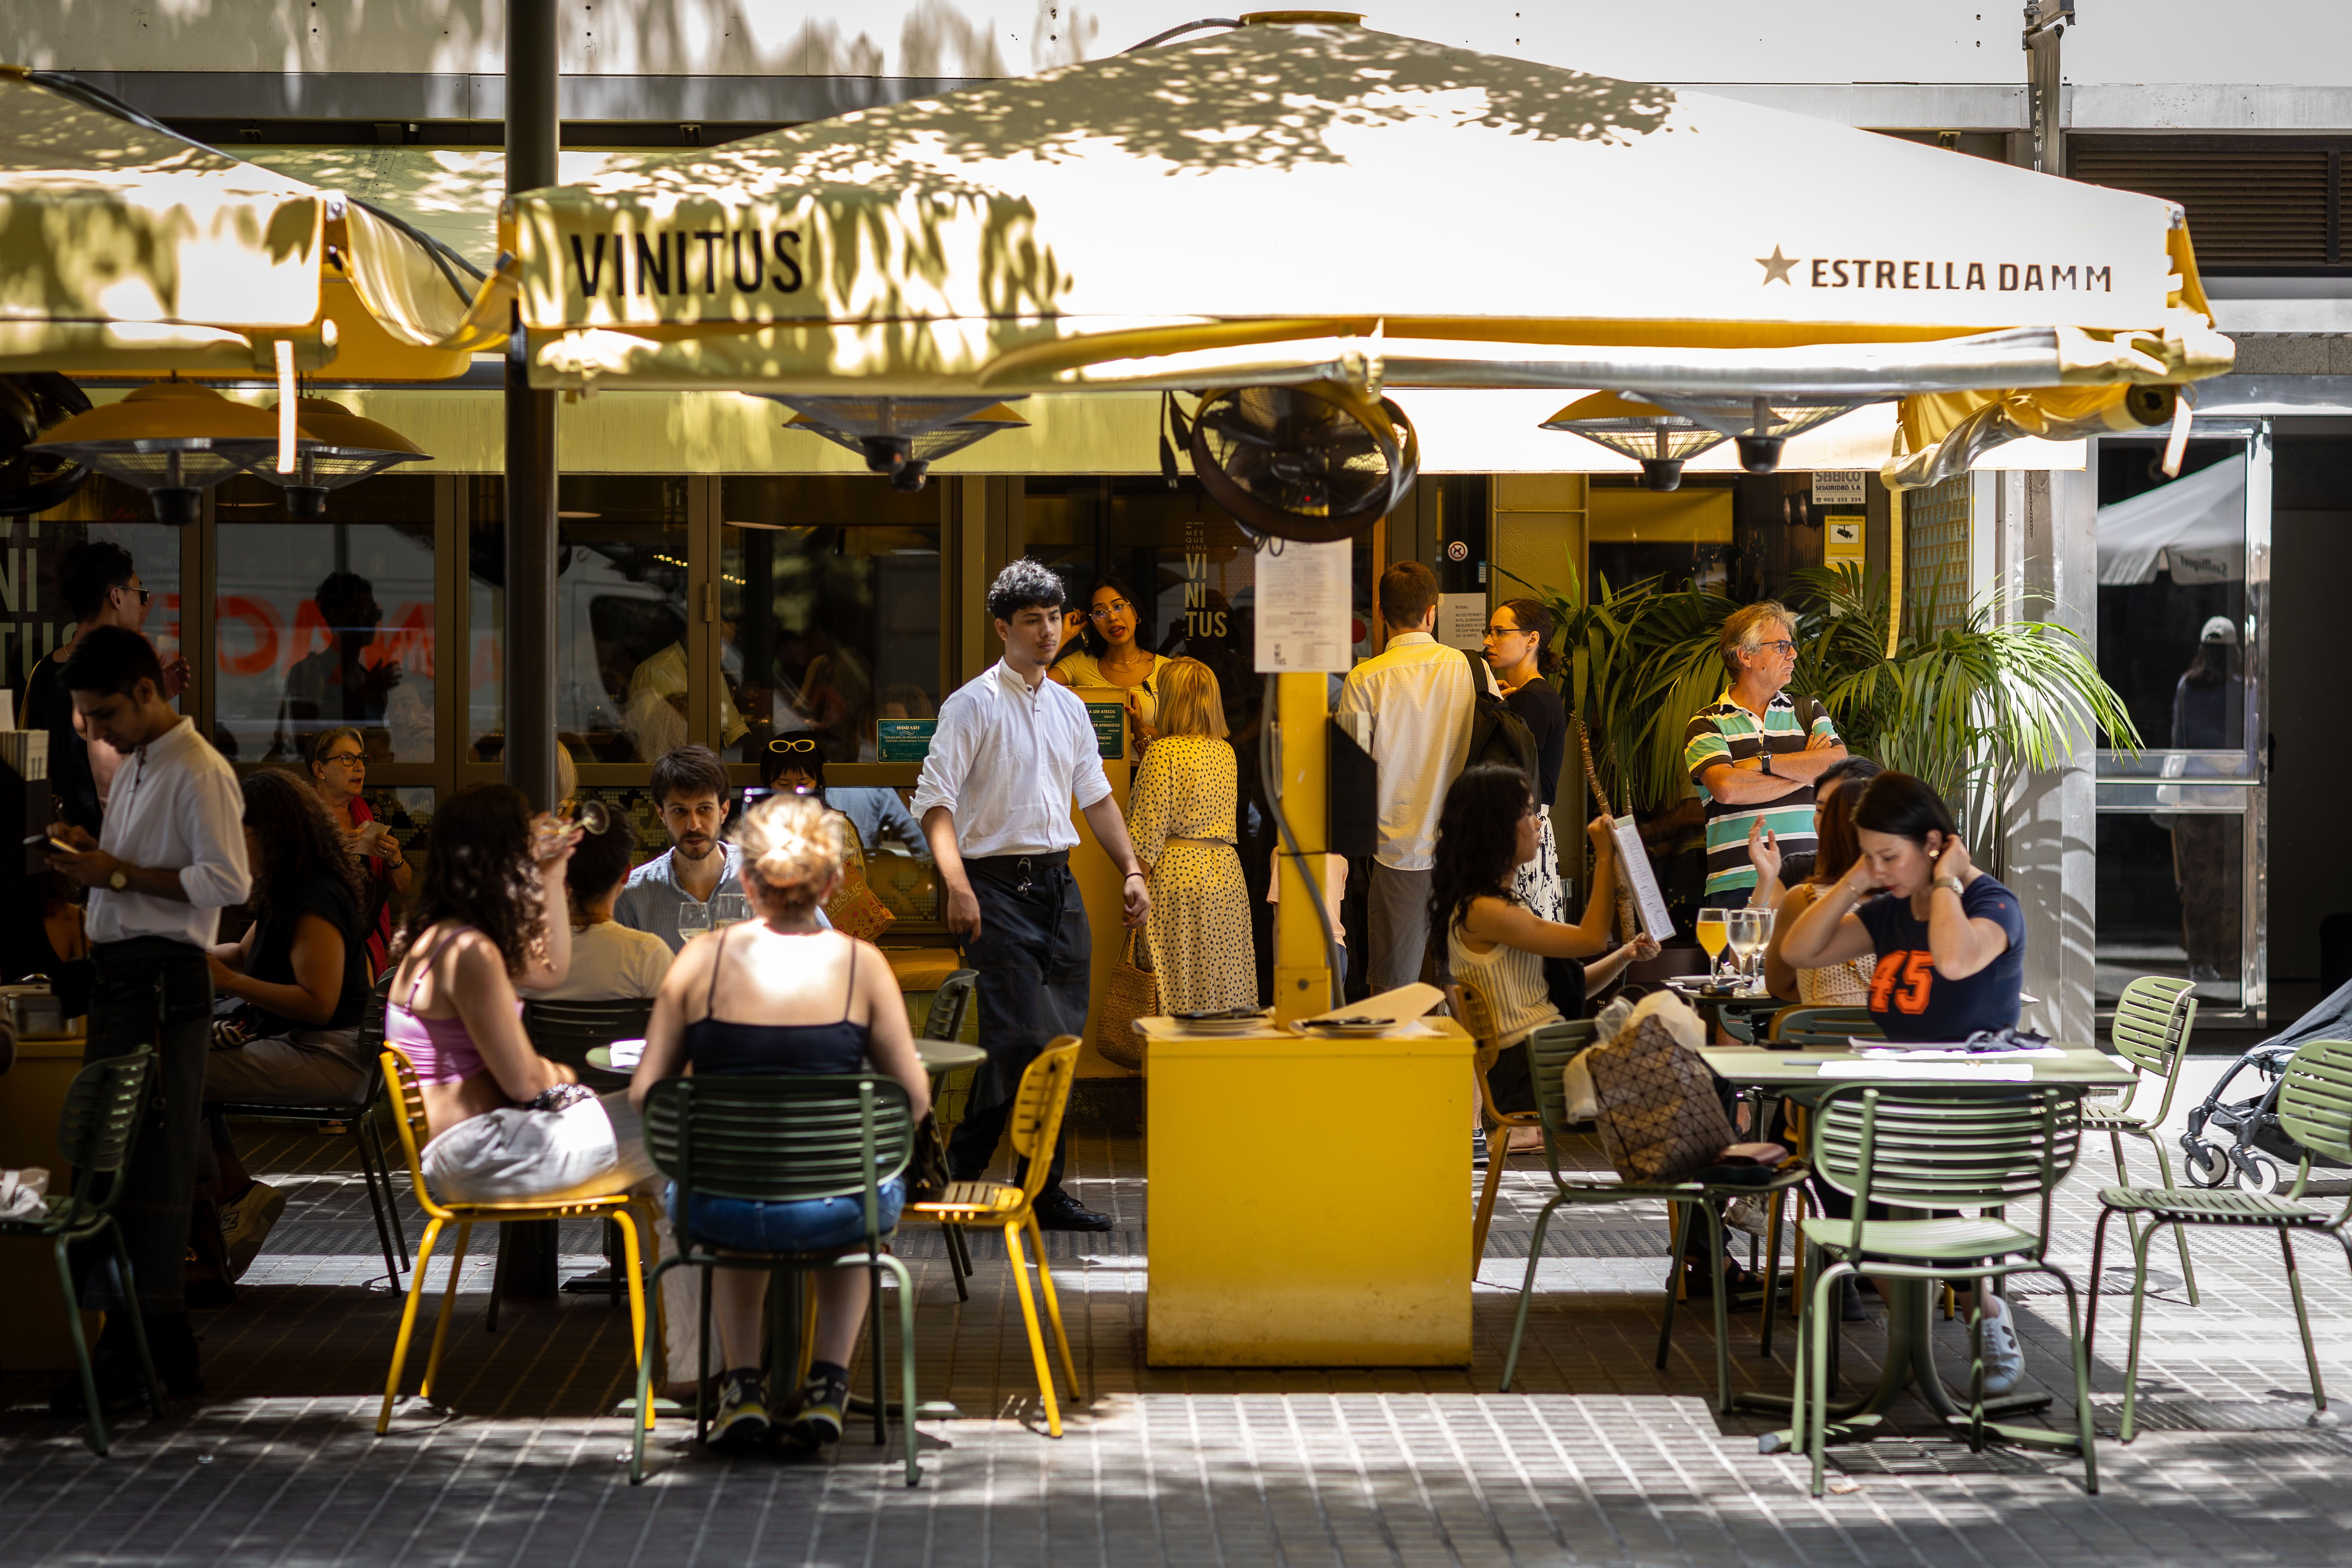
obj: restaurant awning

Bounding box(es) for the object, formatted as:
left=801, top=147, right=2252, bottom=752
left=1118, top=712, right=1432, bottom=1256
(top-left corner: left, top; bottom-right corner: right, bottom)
left=507, top=15, right=2232, bottom=483
left=0, top=67, right=509, bottom=380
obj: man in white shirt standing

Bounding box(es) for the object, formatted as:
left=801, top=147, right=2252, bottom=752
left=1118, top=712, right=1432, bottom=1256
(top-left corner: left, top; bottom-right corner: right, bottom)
left=46, top=627, right=251, bottom=1411
left=914, top=561, right=1150, bottom=1231
left=1336, top=561, right=1497, bottom=994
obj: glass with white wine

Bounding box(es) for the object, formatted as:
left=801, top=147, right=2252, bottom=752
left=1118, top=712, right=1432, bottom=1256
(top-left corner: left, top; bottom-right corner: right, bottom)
left=1724, top=908, right=1768, bottom=993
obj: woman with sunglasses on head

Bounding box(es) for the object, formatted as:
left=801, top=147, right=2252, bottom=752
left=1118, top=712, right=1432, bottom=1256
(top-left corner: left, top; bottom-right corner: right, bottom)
left=1048, top=575, right=1169, bottom=753
left=306, top=725, right=409, bottom=976
left=763, top=733, right=924, bottom=857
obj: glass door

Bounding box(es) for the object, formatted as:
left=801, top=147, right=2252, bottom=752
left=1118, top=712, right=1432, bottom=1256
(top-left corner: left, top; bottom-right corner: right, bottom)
left=2092, top=420, right=2270, bottom=1018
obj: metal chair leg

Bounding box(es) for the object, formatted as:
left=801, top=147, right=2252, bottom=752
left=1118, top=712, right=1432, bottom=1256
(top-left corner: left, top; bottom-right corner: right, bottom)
left=1029, top=1217, right=1082, bottom=1400
left=376, top=1216, right=447, bottom=1434
left=1704, top=1203, right=1734, bottom=1415
left=1002, top=1221, right=1063, bottom=1437
left=419, top=1222, right=472, bottom=1404
left=103, top=1224, right=167, bottom=1421
left=54, top=1235, right=108, bottom=1456
left=1500, top=1193, right=1566, bottom=1393
left=2118, top=1217, right=2164, bottom=1444
left=1471, top=1118, right=1508, bottom=1269
left=2139, top=1128, right=2201, bottom=1306
left=1655, top=1200, right=1693, bottom=1370
left=349, top=1123, right=405, bottom=1289
left=869, top=1258, right=888, bottom=1447
left=2279, top=1225, right=2327, bottom=1415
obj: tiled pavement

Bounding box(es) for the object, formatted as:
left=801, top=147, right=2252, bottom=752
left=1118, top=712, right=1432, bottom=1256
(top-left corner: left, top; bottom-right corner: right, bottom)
left=6, top=1115, right=2352, bottom=1566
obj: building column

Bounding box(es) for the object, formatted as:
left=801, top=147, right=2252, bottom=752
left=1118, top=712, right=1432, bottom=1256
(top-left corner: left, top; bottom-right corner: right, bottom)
left=1992, top=468, right=2099, bottom=1042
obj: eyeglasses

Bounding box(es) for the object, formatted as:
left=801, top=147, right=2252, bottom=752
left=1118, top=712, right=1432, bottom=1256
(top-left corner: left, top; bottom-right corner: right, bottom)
left=1484, top=623, right=1532, bottom=638
left=320, top=751, right=366, bottom=767
left=1756, top=639, right=1797, bottom=656
left=1086, top=599, right=1134, bottom=622
left=767, top=736, right=821, bottom=755
left=119, top=586, right=151, bottom=607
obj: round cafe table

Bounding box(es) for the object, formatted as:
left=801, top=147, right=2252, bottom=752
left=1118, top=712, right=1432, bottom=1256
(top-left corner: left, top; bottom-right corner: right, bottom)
left=585, top=1039, right=984, bottom=1074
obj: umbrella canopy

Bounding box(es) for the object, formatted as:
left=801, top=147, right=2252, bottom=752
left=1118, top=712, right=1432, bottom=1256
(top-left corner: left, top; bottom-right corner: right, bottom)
left=0, top=67, right=506, bottom=379
left=2097, top=454, right=2247, bottom=586
left=510, top=13, right=2231, bottom=449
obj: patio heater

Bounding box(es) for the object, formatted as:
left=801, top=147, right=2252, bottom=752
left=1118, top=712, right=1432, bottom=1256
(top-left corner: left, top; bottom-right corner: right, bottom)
left=1639, top=394, right=1868, bottom=475
left=29, top=380, right=279, bottom=523
left=768, top=396, right=1029, bottom=490
left=247, top=397, right=430, bottom=516
left=1539, top=392, right=1727, bottom=491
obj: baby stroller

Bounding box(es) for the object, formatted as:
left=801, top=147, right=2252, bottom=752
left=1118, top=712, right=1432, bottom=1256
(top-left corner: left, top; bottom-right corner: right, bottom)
left=2180, top=1039, right=2352, bottom=1193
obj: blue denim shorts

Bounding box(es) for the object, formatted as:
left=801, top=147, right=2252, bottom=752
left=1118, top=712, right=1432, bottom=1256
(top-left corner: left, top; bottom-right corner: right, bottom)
left=670, top=1175, right=906, bottom=1253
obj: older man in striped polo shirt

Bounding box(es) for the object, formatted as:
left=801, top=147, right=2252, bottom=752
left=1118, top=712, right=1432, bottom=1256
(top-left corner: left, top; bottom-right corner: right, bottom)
left=1683, top=601, right=1847, bottom=909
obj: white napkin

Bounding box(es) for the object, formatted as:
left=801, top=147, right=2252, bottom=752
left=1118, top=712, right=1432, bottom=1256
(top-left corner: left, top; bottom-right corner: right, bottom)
left=607, top=1038, right=646, bottom=1070
left=1817, top=1060, right=2034, bottom=1082
left=0, top=1167, right=49, bottom=1217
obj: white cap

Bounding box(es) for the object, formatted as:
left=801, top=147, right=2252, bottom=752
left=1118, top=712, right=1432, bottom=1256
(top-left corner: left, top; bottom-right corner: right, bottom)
left=2199, top=616, right=2239, bottom=645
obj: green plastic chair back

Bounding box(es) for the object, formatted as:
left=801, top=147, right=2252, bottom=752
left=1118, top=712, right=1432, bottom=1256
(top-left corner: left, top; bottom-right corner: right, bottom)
left=645, top=1074, right=915, bottom=1245
left=2103, top=975, right=2197, bottom=1118
left=54, top=1047, right=153, bottom=1224
left=922, top=969, right=978, bottom=1042
left=523, top=997, right=657, bottom=1074
left=1769, top=1005, right=1881, bottom=1047
left=1524, top=1018, right=1600, bottom=1182
left=1812, top=1085, right=2080, bottom=1250
left=2277, top=1039, right=2352, bottom=1187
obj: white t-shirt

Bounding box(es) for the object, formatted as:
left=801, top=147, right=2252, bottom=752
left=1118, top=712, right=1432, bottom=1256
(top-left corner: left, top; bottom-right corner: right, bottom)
left=521, top=920, right=675, bottom=1002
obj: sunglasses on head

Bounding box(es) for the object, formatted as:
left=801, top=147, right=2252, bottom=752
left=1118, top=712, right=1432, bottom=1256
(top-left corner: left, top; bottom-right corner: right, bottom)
left=768, top=736, right=821, bottom=755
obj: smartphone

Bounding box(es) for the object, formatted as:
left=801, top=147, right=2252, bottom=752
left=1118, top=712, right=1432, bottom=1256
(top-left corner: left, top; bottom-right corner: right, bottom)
left=25, top=833, right=74, bottom=852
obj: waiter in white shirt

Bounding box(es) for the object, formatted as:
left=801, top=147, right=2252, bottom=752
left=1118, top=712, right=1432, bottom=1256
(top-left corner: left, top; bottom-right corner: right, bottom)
left=46, top=627, right=251, bottom=1408
left=914, top=561, right=1149, bottom=1232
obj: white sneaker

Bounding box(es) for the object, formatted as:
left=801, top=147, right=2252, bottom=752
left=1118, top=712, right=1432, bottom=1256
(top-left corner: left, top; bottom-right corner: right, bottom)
left=1974, top=1295, right=2026, bottom=1398
left=219, top=1181, right=286, bottom=1281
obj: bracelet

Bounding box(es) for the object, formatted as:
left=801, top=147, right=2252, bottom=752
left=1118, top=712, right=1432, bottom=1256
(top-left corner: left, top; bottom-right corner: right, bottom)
left=529, top=1083, right=596, bottom=1113
left=1124, top=871, right=1147, bottom=881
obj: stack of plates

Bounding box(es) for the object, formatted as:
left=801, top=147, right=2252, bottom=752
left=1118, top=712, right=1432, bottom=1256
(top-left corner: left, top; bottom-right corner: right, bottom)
left=1295, top=1016, right=1401, bottom=1038
left=1170, top=1008, right=1270, bottom=1035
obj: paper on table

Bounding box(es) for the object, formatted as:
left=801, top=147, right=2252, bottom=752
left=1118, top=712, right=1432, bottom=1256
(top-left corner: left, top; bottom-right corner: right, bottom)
left=1609, top=816, right=1674, bottom=944
left=1253, top=538, right=1353, bottom=674
left=1856, top=1041, right=2066, bottom=1059
left=1302, top=983, right=1442, bottom=1027
left=1817, top=1060, right=2033, bottom=1081
left=608, top=1038, right=646, bottom=1069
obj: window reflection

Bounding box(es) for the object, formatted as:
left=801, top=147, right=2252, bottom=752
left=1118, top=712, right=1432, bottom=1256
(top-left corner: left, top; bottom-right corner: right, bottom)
left=2097, top=809, right=2243, bottom=1005
left=470, top=477, right=692, bottom=764
left=719, top=477, right=941, bottom=762
left=214, top=475, right=434, bottom=764
left=2095, top=440, right=2249, bottom=753
left=6, top=476, right=183, bottom=706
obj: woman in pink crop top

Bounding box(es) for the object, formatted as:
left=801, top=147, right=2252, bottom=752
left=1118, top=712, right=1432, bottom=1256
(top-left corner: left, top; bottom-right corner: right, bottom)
left=385, top=785, right=586, bottom=1148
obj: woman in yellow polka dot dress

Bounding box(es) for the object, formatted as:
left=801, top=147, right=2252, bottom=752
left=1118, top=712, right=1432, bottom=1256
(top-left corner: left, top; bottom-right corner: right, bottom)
left=1125, top=658, right=1258, bottom=1013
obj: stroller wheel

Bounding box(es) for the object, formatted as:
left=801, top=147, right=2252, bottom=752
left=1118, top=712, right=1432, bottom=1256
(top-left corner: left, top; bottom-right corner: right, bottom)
left=2181, top=1139, right=2232, bottom=1189
left=2238, top=1153, right=2284, bottom=1195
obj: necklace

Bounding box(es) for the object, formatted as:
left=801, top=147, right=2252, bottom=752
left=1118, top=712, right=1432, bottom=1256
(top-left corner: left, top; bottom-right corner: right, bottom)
left=1103, top=646, right=1153, bottom=678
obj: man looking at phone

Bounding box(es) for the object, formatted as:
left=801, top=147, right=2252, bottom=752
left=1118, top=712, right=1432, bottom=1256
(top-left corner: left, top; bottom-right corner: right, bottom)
left=914, top=560, right=1149, bottom=1232
left=1684, top=601, right=1846, bottom=911
left=44, top=626, right=249, bottom=1412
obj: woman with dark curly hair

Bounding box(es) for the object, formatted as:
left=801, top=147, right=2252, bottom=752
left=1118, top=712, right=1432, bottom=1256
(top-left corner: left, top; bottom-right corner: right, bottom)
left=1049, top=574, right=1169, bottom=752
left=1431, top=765, right=1658, bottom=1146
left=381, top=783, right=643, bottom=1203
left=202, top=767, right=378, bottom=1271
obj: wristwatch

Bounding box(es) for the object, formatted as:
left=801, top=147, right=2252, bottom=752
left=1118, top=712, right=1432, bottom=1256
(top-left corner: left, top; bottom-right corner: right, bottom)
left=1933, top=875, right=1965, bottom=898
left=108, top=868, right=128, bottom=891
left=1757, top=750, right=1775, bottom=776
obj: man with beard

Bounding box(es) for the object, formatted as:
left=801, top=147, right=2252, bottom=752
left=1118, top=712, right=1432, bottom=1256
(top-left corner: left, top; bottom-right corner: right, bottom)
left=616, top=744, right=786, bottom=951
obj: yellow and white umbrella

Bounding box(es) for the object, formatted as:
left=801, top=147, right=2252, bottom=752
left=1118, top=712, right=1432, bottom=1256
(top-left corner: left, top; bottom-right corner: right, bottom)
left=0, top=67, right=507, bottom=381
left=508, top=15, right=2231, bottom=481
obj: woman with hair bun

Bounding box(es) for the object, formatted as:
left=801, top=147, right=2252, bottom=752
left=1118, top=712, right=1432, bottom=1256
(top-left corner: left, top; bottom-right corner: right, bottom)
left=1482, top=597, right=1569, bottom=920
left=630, top=792, right=931, bottom=1453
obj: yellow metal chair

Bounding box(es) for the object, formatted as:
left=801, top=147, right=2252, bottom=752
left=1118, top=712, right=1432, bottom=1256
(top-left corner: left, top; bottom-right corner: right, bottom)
left=372, top=1047, right=652, bottom=1435
left=1459, top=978, right=1543, bottom=1269
left=906, top=1037, right=1084, bottom=1436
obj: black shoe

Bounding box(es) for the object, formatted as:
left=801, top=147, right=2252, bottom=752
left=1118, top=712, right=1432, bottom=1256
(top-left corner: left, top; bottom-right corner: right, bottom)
left=1839, top=1276, right=1872, bottom=1323
left=1031, top=1190, right=1114, bottom=1231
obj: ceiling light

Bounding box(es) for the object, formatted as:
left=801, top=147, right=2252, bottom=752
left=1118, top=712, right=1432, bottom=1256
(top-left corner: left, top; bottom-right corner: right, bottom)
left=766, top=396, right=1029, bottom=491
left=28, top=381, right=279, bottom=523
left=1538, top=392, right=1729, bottom=491
left=243, top=397, right=428, bottom=517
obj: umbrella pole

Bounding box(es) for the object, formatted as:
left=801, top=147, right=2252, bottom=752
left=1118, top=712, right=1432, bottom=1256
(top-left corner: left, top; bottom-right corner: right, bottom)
left=501, top=0, right=564, bottom=1303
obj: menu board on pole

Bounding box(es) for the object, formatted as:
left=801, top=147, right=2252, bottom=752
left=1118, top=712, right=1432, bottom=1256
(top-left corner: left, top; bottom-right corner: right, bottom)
left=1253, top=538, right=1352, bottom=673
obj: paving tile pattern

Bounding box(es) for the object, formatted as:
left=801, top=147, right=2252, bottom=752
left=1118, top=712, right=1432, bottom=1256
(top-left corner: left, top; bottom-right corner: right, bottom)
left=5, top=1120, right=2352, bottom=1566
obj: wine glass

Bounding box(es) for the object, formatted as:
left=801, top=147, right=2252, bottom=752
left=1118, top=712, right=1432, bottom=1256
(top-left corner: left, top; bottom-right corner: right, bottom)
left=1695, top=909, right=1730, bottom=985
left=1724, top=909, right=1764, bottom=992
left=677, top=902, right=712, bottom=946
left=530, top=797, right=612, bottom=861
left=713, top=891, right=751, bottom=928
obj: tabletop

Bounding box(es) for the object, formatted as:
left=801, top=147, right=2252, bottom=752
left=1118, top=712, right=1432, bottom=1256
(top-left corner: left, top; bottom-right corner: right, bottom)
left=583, top=1038, right=988, bottom=1075
left=1697, top=1042, right=2135, bottom=1093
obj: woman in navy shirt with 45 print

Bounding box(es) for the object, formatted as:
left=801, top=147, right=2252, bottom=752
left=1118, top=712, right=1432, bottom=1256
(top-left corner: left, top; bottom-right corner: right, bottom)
left=1775, top=769, right=2033, bottom=1392
left=1777, top=771, right=2026, bottom=1040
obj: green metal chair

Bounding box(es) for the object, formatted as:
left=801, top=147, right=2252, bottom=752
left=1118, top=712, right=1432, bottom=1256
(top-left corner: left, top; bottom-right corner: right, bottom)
left=1499, top=1020, right=1812, bottom=1412
left=629, top=1072, right=920, bottom=1486
left=2088, top=1037, right=2352, bottom=1443
left=1767, top=1005, right=1883, bottom=1047
left=523, top=994, right=660, bottom=1309
left=0, top=1047, right=164, bottom=1456
left=1792, top=1083, right=2095, bottom=1497
left=2083, top=975, right=2201, bottom=1305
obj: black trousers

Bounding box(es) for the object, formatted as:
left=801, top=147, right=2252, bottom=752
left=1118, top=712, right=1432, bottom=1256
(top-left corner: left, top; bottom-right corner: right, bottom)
left=946, top=858, right=1090, bottom=1195
left=73, top=937, right=214, bottom=1316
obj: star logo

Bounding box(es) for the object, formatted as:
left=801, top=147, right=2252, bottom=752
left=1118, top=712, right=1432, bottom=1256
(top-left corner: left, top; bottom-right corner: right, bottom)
left=1756, top=246, right=1798, bottom=285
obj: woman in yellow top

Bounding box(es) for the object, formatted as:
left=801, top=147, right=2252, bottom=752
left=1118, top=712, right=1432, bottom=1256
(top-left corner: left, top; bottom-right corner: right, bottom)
left=1049, top=576, right=1170, bottom=753
left=1125, top=658, right=1257, bottom=1013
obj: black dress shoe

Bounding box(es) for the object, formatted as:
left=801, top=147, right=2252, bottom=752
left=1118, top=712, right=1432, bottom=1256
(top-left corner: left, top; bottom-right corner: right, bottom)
left=1031, top=1190, right=1114, bottom=1231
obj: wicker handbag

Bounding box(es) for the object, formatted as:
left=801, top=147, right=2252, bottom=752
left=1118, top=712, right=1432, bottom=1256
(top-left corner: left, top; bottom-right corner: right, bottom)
left=1094, top=928, right=1156, bottom=1071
